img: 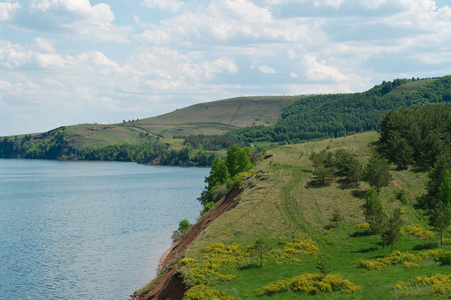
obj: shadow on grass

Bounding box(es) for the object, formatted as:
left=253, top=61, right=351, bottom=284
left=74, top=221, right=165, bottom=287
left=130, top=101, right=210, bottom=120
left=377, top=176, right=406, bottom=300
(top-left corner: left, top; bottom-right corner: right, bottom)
left=238, top=264, right=261, bottom=271
left=412, top=242, right=439, bottom=251
left=350, top=231, right=372, bottom=238
left=337, top=179, right=360, bottom=190
left=352, top=189, right=367, bottom=199
left=305, top=181, right=332, bottom=189
left=351, top=247, right=379, bottom=254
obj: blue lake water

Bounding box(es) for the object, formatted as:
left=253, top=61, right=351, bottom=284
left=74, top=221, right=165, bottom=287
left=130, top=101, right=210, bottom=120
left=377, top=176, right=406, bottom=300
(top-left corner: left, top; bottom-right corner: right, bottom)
left=0, top=159, right=209, bottom=300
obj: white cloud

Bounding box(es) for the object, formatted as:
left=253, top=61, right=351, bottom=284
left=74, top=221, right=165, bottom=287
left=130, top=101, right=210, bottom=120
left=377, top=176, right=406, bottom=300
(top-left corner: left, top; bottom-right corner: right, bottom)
left=140, top=0, right=183, bottom=13
left=303, top=55, right=347, bottom=82
left=314, top=0, right=344, bottom=9
left=9, top=0, right=132, bottom=42
left=0, top=1, right=20, bottom=20
left=137, top=0, right=318, bottom=47
left=0, top=40, right=32, bottom=69
left=34, top=37, right=55, bottom=53
left=0, top=79, right=11, bottom=89
left=258, top=65, right=277, bottom=74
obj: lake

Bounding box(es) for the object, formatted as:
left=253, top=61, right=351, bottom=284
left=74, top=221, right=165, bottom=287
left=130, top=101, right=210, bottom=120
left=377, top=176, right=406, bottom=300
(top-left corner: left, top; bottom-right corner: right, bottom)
left=0, top=159, right=209, bottom=299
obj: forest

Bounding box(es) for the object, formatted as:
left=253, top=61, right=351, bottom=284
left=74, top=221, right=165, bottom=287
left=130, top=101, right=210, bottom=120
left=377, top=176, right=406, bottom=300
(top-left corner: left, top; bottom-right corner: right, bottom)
left=226, top=76, right=451, bottom=144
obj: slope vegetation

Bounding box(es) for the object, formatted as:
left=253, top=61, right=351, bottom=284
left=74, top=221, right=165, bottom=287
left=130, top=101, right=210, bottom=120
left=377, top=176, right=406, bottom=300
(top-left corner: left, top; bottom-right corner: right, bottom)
left=136, top=131, right=451, bottom=299
left=122, top=96, right=300, bottom=138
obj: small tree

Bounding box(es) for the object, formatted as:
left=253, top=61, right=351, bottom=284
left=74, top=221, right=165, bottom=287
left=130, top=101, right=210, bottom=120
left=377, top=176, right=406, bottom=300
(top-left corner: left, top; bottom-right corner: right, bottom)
left=429, top=170, right=451, bottom=245
left=172, top=219, right=191, bottom=242
left=382, top=208, right=403, bottom=252
left=312, top=164, right=335, bottom=186
left=330, top=209, right=343, bottom=228
left=315, top=255, right=331, bottom=276
left=198, top=157, right=231, bottom=206
left=334, top=149, right=362, bottom=186
left=430, top=202, right=451, bottom=245
left=364, top=188, right=386, bottom=235
left=253, top=238, right=269, bottom=267
left=225, top=144, right=253, bottom=177
left=363, top=154, right=392, bottom=194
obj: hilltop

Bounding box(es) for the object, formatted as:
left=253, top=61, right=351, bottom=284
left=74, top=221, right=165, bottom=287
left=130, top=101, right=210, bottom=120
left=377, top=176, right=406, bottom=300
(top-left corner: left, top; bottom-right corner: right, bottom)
left=128, top=96, right=300, bottom=138
left=134, top=130, right=451, bottom=299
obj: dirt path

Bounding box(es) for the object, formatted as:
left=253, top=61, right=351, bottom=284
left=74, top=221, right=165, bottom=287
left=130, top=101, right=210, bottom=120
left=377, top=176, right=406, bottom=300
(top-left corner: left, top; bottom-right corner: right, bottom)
left=390, top=171, right=416, bottom=201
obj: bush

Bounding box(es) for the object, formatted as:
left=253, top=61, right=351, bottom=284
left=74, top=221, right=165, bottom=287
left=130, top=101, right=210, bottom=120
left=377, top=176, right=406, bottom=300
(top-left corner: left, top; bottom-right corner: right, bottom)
left=408, top=224, right=435, bottom=240
left=184, top=284, right=239, bottom=300
left=439, top=251, right=451, bottom=265
left=395, top=274, right=451, bottom=297
left=256, top=273, right=361, bottom=296
left=200, top=201, right=215, bottom=216
left=172, top=219, right=191, bottom=242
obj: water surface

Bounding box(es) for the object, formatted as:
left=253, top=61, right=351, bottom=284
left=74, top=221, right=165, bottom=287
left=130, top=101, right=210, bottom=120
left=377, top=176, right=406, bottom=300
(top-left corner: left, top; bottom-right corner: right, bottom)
left=0, top=159, right=208, bottom=299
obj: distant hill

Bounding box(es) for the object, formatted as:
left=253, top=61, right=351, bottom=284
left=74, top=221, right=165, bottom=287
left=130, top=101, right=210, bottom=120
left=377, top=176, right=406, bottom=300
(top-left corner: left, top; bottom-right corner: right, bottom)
left=229, top=77, right=451, bottom=143
left=121, top=95, right=301, bottom=138
left=2, top=76, right=451, bottom=162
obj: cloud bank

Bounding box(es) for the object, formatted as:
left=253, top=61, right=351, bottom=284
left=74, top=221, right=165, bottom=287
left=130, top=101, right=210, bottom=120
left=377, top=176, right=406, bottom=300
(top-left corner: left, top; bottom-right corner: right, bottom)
left=1, top=0, right=451, bottom=135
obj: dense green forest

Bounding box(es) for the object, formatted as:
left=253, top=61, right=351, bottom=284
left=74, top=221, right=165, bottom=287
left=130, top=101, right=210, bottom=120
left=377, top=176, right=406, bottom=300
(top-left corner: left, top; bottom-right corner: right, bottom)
left=378, top=103, right=451, bottom=203
left=226, top=76, right=451, bottom=144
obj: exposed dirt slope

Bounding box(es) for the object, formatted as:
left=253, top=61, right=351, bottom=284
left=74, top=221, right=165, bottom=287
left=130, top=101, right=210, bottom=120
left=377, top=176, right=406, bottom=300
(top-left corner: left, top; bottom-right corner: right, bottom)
left=132, top=187, right=242, bottom=300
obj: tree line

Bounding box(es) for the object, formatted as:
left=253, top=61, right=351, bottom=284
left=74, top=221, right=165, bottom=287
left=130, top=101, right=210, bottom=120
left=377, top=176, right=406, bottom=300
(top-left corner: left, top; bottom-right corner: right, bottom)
left=377, top=102, right=451, bottom=246
left=0, top=127, right=217, bottom=167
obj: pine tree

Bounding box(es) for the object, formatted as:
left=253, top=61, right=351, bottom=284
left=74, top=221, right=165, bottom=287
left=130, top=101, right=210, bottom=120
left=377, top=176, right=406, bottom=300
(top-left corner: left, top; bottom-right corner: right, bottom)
left=382, top=208, right=403, bottom=252
left=364, top=155, right=392, bottom=194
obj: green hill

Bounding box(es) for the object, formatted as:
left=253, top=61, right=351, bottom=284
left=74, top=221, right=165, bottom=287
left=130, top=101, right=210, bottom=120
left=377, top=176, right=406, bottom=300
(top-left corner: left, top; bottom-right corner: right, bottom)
left=135, top=131, right=451, bottom=299
left=121, top=96, right=300, bottom=138
left=229, top=77, right=451, bottom=143
left=2, top=76, right=451, bottom=164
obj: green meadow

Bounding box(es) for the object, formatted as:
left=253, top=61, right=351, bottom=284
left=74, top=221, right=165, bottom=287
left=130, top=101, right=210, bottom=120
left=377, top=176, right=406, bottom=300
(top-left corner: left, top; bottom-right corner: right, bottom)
left=172, top=131, right=451, bottom=299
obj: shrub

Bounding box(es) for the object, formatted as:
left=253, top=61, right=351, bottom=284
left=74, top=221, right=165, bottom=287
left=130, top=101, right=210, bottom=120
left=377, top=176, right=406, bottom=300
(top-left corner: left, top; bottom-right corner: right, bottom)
left=184, top=284, right=239, bottom=300
left=438, top=251, right=451, bottom=265
left=407, top=224, right=435, bottom=240
left=359, top=249, right=444, bottom=270
left=394, top=274, right=451, bottom=298
left=256, top=273, right=361, bottom=296
left=200, top=201, right=215, bottom=216
left=172, top=219, right=191, bottom=242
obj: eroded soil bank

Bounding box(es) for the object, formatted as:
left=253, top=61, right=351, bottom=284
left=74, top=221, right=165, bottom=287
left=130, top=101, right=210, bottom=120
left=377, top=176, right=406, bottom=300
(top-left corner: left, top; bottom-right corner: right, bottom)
left=131, top=187, right=242, bottom=300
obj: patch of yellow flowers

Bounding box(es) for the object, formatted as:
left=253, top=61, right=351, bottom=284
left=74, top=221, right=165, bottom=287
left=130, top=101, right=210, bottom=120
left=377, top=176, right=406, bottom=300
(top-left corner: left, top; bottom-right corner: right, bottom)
left=256, top=273, right=361, bottom=296
left=394, top=274, right=451, bottom=298
left=181, top=234, right=319, bottom=299
left=359, top=249, right=443, bottom=270
left=407, top=224, right=435, bottom=240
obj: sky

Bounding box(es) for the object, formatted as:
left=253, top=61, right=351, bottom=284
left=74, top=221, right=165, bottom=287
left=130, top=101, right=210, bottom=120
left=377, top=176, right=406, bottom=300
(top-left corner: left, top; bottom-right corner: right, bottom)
left=1, top=0, right=451, bottom=136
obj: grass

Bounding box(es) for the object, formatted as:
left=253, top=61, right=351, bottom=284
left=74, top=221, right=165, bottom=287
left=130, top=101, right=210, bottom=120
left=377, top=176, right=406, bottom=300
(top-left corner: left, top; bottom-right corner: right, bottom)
left=388, top=78, right=437, bottom=95
left=64, top=123, right=146, bottom=149
left=121, top=96, right=300, bottom=138
left=176, top=131, right=451, bottom=299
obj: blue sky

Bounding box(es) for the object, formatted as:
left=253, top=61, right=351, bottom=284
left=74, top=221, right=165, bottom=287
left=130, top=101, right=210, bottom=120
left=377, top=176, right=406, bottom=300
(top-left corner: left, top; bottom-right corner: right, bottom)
left=1, top=0, right=451, bottom=136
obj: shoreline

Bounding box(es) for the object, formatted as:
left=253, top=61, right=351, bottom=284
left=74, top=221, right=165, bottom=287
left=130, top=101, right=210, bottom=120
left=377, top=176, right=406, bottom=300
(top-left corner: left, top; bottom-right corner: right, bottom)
left=157, top=243, right=175, bottom=273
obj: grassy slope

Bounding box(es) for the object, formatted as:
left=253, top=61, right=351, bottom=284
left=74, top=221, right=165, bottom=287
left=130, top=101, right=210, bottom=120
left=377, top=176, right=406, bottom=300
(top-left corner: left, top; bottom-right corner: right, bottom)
left=47, top=96, right=299, bottom=149
left=179, top=131, right=450, bottom=299
left=63, top=124, right=146, bottom=148
left=121, top=96, right=300, bottom=138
